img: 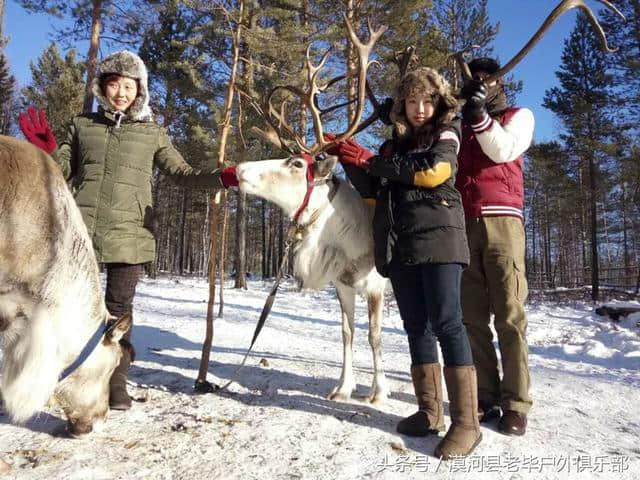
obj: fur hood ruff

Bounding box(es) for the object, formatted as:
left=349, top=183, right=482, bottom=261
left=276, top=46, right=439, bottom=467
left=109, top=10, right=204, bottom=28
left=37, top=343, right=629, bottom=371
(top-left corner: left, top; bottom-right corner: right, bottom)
left=90, top=50, right=153, bottom=122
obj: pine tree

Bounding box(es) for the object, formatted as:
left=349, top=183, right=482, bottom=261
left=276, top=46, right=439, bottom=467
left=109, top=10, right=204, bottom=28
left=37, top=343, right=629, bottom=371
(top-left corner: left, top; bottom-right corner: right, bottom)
left=526, top=142, right=586, bottom=288
left=0, top=52, right=15, bottom=135
left=601, top=1, right=640, bottom=285
left=543, top=13, right=617, bottom=300
left=430, top=0, right=524, bottom=102
left=138, top=0, right=228, bottom=276
left=21, top=43, right=85, bottom=140
left=17, top=1, right=157, bottom=111
left=600, top=0, right=640, bottom=129
left=430, top=0, right=498, bottom=87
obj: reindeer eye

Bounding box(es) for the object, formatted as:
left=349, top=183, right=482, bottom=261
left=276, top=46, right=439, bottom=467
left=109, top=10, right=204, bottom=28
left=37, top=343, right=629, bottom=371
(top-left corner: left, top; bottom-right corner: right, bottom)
left=291, top=159, right=305, bottom=169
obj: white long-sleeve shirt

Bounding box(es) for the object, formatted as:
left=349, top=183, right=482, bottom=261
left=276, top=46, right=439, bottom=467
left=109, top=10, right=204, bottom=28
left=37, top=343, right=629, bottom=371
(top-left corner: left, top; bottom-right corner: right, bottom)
left=469, top=108, right=535, bottom=163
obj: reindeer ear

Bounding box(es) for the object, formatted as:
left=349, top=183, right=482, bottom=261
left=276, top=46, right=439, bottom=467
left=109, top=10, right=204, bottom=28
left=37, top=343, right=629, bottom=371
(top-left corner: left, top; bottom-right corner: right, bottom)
left=105, top=313, right=132, bottom=344
left=313, top=155, right=338, bottom=179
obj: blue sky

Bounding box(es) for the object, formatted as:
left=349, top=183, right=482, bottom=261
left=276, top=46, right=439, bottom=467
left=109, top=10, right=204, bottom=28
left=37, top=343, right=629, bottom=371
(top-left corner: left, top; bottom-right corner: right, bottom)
left=3, top=0, right=590, bottom=143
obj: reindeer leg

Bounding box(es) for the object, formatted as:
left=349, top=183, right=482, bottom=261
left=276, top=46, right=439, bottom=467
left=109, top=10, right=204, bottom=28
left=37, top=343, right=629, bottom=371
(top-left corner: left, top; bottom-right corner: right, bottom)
left=327, top=283, right=356, bottom=401
left=0, top=297, right=58, bottom=423
left=366, top=290, right=388, bottom=404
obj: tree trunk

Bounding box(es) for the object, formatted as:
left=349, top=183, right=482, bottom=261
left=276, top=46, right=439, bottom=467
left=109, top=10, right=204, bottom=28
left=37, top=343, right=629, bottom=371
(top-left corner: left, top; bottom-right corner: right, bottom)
left=197, top=0, right=245, bottom=386
left=218, top=190, right=229, bottom=317
left=262, top=199, right=268, bottom=279
left=0, top=0, right=5, bottom=42
left=233, top=7, right=255, bottom=290
left=602, top=193, right=611, bottom=269
left=579, top=167, right=588, bottom=285
left=530, top=183, right=537, bottom=280
left=543, top=191, right=551, bottom=287
left=299, top=0, right=308, bottom=145
left=588, top=152, right=599, bottom=301
left=345, top=0, right=359, bottom=124
left=622, top=182, right=631, bottom=287
left=179, top=189, right=189, bottom=275
left=234, top=191, right=248, bottom=288
left=83, top=0, right=102, bottom=113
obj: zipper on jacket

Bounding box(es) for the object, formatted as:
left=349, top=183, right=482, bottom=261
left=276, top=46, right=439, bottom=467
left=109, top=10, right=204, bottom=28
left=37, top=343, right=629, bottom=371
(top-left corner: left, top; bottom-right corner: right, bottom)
left=114, top=111, right=124, bottom=129
left=92, top=123, right=113, bottom=250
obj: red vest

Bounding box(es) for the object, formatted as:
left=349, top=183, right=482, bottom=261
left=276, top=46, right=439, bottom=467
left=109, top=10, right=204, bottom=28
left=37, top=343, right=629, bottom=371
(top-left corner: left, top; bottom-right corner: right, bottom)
left=455, top=107, right=524, bottom=219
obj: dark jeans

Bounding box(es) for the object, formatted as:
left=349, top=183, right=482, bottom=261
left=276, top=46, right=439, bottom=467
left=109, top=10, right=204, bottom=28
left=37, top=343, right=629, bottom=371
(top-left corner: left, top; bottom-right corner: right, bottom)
left=105, top=263, right=143, bottom=330
left=389, top=263, right=473, bottom=367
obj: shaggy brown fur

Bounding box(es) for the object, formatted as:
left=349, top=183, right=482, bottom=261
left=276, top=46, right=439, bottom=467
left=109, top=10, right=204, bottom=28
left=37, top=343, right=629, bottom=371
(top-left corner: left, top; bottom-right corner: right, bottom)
left=389, top=67, right=460, bottom=147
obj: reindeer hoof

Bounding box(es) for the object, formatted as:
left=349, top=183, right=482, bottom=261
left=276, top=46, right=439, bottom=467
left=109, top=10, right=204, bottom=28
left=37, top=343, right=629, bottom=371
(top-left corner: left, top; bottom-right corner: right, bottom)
left=350, top=390, right=386, bottom=405
left=326, top=391, right=352, bottom=402
left=366, top=392, right=388, bottom=405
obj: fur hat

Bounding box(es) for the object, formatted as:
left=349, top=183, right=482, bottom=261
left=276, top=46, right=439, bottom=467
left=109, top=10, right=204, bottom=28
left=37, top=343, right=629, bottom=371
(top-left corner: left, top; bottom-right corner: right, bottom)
left=468, top=57, right=500, bottom=76
left=90, top=50, right=152, bottom=121
left=389, top=67, right=459, bottom=139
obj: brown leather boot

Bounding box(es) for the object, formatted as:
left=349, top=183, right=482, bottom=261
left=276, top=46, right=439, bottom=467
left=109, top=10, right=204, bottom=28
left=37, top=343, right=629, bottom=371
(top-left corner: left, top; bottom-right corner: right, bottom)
left=434, top=366, right=482, bottom=459
left=498, top=410, right=527, bottom=436
left=109, top=324, right=134, bottom=410
left=397, top=363, right=445, bottom=436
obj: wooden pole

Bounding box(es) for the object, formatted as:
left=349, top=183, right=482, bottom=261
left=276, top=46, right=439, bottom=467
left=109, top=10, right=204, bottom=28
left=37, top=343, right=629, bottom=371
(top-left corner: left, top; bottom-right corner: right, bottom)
left=196, top=0, right=245, bottom=391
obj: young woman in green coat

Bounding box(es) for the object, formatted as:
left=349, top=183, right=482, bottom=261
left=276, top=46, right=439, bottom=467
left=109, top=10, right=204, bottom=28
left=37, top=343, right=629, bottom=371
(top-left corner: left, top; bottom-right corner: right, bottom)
left=19, top=50, right=238, bottom=410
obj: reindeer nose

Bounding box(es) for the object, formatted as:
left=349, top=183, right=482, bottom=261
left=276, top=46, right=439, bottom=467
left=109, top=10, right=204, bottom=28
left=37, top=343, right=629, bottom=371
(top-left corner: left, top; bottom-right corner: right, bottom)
left=67, top=418, right=94, bottom=437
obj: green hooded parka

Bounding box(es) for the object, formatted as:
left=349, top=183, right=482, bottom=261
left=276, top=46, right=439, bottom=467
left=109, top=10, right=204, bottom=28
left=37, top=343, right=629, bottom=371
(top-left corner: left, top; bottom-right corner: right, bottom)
left=54, top=50, right=222, bottom=264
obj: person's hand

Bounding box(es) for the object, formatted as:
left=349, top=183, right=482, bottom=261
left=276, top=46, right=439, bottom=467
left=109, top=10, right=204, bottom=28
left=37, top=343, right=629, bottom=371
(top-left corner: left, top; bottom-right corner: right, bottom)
left=461, top=79, right=488, bottom=124
left=221, top=165, right=239, bottom=188
left=18, top=106, right=58, bottom=154
left=323, top=134, right=373, bottom=169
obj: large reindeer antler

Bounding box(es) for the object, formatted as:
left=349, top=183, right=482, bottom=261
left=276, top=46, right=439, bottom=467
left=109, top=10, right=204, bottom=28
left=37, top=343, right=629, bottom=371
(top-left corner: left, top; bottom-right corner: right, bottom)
left=252, top=15, right=387, bottom=157
left=454, top=0, right=626, bottom=83
left=392, top=46, right=419, bottom=77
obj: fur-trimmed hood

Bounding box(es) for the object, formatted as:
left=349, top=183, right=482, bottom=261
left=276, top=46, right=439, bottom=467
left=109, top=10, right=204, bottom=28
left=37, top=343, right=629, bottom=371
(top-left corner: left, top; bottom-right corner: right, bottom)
left=389, top=67, right=459, bottom=140
left=90, top=50, right=153, bottom=122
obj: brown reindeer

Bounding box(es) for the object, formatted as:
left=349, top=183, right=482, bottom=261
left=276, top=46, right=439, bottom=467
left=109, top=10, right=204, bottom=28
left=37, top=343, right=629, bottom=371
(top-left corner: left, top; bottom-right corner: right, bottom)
left=0, top=135, right=130, bottom=436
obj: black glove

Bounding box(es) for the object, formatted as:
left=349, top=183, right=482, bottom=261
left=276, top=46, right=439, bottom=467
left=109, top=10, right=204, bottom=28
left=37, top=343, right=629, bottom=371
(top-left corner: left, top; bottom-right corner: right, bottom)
left=377, top=97, right=394, bottom=126
left=461, top=79, right=488, bottom=124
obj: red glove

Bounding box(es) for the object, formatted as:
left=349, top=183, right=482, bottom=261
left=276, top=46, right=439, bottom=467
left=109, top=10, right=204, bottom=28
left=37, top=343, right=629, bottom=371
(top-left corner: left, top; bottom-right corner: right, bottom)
left=18, top=107, right=58, bottom=154
left=221, top=165, right=239, bottom=188
left=325, top=136, right=373, bottom=169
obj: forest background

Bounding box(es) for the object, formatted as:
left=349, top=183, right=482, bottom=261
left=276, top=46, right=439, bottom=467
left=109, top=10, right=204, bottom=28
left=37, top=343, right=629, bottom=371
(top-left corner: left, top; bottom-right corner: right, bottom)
left=0, top=0, right=638, bottom=302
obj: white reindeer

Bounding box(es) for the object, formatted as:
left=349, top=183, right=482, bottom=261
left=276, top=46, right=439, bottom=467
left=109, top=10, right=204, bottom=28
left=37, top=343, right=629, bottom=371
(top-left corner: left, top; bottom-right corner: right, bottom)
left=237, top=155, right=388, bottom=403
left=0, top=135, right=131, bottom=436
left=237, top=17, right=390, bottom=403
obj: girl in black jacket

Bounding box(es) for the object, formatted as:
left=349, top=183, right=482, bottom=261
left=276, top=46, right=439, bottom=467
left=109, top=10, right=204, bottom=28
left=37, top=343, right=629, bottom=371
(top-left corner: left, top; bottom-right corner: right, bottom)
left=328, top=67, right=481, bottom=459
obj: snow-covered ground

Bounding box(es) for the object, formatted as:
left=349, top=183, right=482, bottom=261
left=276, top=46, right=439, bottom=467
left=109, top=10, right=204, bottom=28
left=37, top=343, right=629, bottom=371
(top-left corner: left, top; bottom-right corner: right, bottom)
left=1, top=276, right=639, bottom=479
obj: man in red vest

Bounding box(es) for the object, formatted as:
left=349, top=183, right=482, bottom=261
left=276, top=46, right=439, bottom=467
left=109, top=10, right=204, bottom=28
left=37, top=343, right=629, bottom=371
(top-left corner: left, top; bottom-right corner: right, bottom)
left=455, top=58, right=534, bottom=436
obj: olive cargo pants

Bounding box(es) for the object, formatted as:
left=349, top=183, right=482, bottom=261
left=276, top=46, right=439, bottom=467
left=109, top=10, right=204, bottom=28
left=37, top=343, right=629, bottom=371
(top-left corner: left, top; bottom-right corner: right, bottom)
left=461, top=216, right=532, bottom=414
